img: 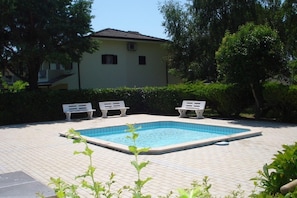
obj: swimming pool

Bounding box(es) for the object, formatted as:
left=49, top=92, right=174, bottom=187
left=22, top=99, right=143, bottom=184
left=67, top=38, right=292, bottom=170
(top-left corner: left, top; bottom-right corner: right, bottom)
left=61, top=121, right=261, bottom=154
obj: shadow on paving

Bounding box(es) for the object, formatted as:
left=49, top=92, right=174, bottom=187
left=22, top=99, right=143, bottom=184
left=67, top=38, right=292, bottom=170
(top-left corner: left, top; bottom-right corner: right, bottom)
left=0, top=171, right=56, bottom=198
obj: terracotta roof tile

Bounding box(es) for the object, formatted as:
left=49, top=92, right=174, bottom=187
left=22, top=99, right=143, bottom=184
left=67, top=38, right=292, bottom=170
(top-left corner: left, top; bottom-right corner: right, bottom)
left=92, top=28, right=167, bottom=42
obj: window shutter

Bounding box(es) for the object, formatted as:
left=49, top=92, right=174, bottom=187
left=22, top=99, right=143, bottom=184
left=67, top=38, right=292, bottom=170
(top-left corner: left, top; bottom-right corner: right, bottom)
left=102, top=55, right=107, bottom=64
left=113, top=55, right=117, bottom=64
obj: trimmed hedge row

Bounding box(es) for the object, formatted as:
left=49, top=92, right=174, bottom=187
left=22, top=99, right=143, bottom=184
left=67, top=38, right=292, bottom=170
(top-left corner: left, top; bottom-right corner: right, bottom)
left=0, top=82, right=296, bottom=125
left=263, top=83, right=297, bottom=122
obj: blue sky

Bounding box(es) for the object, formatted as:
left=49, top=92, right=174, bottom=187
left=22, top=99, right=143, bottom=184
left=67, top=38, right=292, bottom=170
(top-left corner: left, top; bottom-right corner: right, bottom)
left=91, top=0, right=187, bottom=39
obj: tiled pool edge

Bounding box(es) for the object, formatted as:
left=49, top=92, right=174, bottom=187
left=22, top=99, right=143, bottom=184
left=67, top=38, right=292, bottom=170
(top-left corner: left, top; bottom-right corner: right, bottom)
left=59, top=123, right=262, bottom=155
left=145, top=129, right=262, bottom=154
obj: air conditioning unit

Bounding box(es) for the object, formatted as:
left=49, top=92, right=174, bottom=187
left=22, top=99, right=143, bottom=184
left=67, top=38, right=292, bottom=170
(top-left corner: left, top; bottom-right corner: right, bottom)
left=127, top=42, right=136, bottom=51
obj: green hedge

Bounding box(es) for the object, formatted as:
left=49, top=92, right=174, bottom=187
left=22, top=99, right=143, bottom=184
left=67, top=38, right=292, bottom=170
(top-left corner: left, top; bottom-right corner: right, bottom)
left=263, top=82, right=297, bottom=122
left=0, top=83, right=296, bottom=125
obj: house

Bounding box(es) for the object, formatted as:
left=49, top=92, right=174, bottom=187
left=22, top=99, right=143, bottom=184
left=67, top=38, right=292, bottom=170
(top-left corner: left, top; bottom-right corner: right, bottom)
left=38, top=28, right=170, bottom=90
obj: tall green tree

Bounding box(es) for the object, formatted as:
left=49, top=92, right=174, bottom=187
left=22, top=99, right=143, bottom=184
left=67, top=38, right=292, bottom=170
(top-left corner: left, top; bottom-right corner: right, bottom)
left=282, top=0, right=297, bottom=59
left=0, top=0, right=99, bottom=90
left=259, top=0, right=284, bottom=29
left=160, top=1, right=190, bottom=81
left=256, top=0, right=297, bottom=83
left=160, top=0, right=259, bottom=82
left=215, top=23, right=287, bottom=118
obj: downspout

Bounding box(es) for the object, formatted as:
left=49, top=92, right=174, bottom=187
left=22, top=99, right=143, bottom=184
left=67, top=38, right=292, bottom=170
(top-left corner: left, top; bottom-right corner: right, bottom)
left=78, top=62, right=81, bottom=90
left=166, top=61, right=169, bottom=85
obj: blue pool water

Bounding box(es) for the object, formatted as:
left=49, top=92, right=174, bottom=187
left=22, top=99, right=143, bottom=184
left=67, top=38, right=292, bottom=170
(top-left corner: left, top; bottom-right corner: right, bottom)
left=78, top=121, right=250, bottom=148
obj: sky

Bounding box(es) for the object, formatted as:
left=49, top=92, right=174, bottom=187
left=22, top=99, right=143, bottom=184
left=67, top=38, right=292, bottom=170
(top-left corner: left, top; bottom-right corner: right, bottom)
left=91, top=0, right=188, bottom=39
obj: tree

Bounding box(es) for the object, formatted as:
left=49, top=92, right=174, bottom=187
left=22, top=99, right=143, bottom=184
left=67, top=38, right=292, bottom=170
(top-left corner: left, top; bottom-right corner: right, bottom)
left=282, top=0, right=297, bottom=59
left=160, top=1, right=191, bottom=81
left=0, top=0, right=99, bottom=90
left=215, top=23, right=287, bottom=118
left=160, top=0, right=260, bottom=82
left=259, top=0, right=297, bottom=59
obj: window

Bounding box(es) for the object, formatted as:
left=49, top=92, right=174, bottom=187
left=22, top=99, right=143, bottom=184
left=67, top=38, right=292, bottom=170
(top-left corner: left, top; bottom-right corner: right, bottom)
left=64, top=62, right=73, bottom=70
left=139, top=56, right=146, bottom=65
left=102, top=54, right=117, bottom=64
left=56, top=63, right=61, bottom=70
left=49, top=62, right=73, bottom=70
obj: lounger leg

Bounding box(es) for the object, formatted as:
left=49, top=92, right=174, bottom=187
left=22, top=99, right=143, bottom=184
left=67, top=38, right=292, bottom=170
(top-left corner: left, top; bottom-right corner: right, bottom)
left=101, top=110, right=108, bottom=118
left=195, top=110, right=204, bottom=118
left=120, top=109, right=127, bottom=117
left=87, top=111, right=93, bottom=119
left=178, top=110, right=187, bottom=118
left=65, top=113, right=71, bottom=121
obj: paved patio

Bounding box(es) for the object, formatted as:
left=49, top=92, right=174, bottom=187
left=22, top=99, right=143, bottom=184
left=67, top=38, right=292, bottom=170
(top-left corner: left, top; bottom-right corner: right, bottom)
left=0, top=114, right=296, bottom=197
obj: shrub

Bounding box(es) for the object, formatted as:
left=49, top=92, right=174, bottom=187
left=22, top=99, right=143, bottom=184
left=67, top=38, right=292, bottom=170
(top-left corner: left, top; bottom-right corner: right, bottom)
left=251, top=142, right=297, bottom=196
left=1, top=83, right=297, bottom=125
left=263, top=83, right=297, bottom=122
left=141, top=86, right=181, bottom=115
left=203, top=83, right=252, bottom=117
left=1, top=80, right=29, bottom=93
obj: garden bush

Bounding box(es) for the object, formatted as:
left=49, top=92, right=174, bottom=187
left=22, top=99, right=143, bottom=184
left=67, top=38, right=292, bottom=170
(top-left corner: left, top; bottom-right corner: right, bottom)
left=251, top=142, right=297, bottom=197
left=263, top=83, right=297, bottom=122
left=0, top=83, right=297, bottom=125
left=203, top=83, right=252, bottom=117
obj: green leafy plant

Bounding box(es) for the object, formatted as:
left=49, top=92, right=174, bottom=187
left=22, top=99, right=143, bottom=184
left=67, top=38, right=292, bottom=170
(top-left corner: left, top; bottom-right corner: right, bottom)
left=2, top=80, right=28, bottom=92
left=49, top=128, right=121, bottom=198
left=177, top=178, right=211, bottom=198
left=251, top=142, right=297, bottom=196
left=49, top=125, right=154, bottom=198
left=124, top=124, right=152, bottom=198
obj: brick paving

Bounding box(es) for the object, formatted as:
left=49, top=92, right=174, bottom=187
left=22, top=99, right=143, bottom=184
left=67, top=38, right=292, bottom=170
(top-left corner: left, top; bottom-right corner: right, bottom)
left=0, top=114, right=296, bottom=197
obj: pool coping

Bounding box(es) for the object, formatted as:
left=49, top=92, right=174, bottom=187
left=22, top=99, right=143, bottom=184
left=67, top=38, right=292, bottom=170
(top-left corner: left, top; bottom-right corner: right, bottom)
left=59, top=120, right=262, bottom=155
